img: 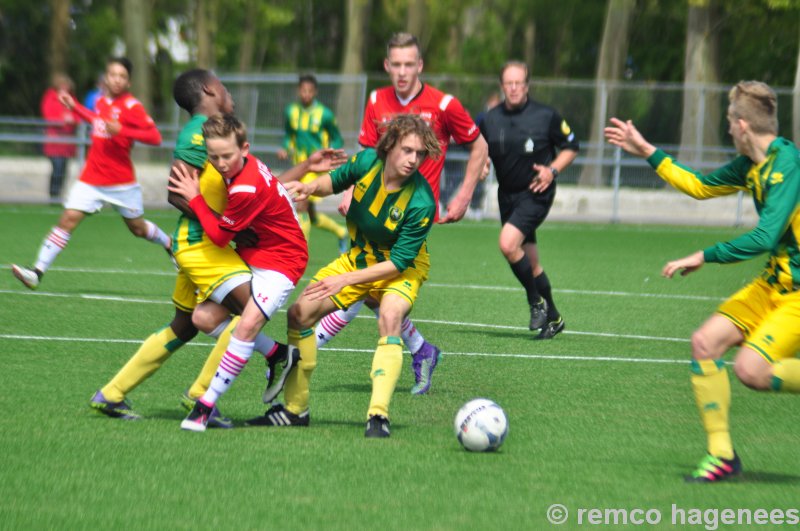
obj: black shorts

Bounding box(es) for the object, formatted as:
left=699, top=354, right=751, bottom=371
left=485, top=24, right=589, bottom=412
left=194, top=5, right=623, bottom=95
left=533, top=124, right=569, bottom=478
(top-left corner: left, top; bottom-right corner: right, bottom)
left=498, top=188, right=555, bottom=244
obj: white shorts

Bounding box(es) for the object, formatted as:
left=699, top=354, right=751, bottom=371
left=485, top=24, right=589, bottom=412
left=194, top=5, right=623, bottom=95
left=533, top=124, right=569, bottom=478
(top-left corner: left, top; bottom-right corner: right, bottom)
left=208, top=274, right=252, bottom=305
left=250, top=267, right=296, bottom=320
left=64, top=181, right=144, bottom=219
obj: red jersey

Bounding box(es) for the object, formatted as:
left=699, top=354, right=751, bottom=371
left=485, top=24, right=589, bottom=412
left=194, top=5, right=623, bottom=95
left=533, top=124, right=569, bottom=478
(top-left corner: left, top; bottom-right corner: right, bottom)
left=359, top=84, right=480, bottom=203
left=72, top=93, right=161, bottom=186
left=40, top=88, right=77, bottom=158
left=189, top=155, right=308, bottom=284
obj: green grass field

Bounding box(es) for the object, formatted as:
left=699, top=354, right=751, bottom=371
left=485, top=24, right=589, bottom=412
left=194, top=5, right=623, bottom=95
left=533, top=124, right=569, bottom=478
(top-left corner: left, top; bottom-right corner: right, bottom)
left=1, top=204, right=798, bottom=530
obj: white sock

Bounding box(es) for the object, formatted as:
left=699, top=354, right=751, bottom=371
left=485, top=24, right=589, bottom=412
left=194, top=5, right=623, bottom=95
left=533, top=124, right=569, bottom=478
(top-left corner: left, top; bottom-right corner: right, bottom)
left=401, top=318, right=425, bottom=354
left=144, top=220, right=171, bottom=249
left=201, top=336, right=253, bottom=406
left=34, top=227, right=71, bottom=273
left=315, top=300, right=364, bottom=347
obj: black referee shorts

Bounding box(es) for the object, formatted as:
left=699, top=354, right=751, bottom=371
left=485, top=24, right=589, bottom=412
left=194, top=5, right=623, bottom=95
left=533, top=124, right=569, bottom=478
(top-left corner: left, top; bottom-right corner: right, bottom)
left=498, top=188, right=555, bottom=244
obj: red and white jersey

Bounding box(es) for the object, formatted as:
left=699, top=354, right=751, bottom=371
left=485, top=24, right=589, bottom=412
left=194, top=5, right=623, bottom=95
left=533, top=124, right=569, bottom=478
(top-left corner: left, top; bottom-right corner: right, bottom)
left=189, top=155, right=308, bottom=284
left=73, top=93, right=161, bottom=187
left=359, top=84, right=480, bottom=203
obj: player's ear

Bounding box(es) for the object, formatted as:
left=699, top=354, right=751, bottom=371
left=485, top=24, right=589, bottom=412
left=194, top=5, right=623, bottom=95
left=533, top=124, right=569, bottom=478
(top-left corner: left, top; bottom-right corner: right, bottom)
left=242, top=142, right=250, bottom=157
left=418, top=58, right=424, bottom=73
left=383, top=58, right=391, bottom=73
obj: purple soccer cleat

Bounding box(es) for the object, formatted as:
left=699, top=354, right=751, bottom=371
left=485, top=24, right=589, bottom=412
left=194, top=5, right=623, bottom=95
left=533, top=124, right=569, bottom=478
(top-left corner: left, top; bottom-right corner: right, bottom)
left=410, top=341, right=441, bottom=395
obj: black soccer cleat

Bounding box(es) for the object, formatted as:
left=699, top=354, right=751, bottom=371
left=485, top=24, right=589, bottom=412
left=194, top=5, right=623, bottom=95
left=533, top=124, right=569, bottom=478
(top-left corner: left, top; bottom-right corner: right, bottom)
left=684, top=452, right=742, bottom=483
left=365, top=415, right=391, bottom=438
left=245, top=403, right=309, bottom=427
left=529, top=297, right=548, bottom=330
left=534, top=316, right=565, bottom=340
left=262, top=344, right=300, bottom=404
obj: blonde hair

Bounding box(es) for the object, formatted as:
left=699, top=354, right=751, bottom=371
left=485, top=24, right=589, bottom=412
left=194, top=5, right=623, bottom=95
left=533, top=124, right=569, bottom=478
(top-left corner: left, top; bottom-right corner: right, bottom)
left=375, top=114, right=441, bottom=162
left=728, top=81, right=778, bottom=135
left=386, top=32, right=421, bottom=58
left=202, top=113, right=248, bottom=147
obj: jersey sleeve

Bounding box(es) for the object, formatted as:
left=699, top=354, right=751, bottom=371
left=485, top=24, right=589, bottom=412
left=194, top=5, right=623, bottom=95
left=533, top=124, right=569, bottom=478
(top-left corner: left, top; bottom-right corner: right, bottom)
left=548, top=110, right=579, bottom=152
left=647, top=149, right=749, bottom=199
left=329, top=150, right=374, bottom=193
left=389, top=203, right=436, bottom=271
left=441, top=95, right=480, bottom=145
left=282, top=104, right=294, bottom=152
left=188, top=194, right=235, bottom=248
left=704, top=164, right=800, bottom=264
left=358, top=92, right=379, bottom=148
left=174, top=131, right=206, bottom=168
left=118, top=100, right=161, bottom=145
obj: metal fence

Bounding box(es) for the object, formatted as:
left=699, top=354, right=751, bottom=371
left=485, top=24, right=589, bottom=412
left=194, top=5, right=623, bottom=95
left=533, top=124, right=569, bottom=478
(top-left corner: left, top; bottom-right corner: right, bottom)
left=2, top=76, right=784, bottom=226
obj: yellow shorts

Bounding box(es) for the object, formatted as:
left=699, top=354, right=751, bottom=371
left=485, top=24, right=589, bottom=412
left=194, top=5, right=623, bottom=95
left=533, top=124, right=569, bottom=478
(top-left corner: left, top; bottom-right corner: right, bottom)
left=717, top=277, right=800, bottom=362
left=311, top=253, right=427, bottom=310
left=171, top=240, right=251, bottom=312
left=301, top=171, right=323, bottom=204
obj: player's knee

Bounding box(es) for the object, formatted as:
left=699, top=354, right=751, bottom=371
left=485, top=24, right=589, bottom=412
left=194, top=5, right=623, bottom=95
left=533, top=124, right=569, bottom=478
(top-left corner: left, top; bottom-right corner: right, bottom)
left=171, top=315, right=198, bottom=343
left=288, top=303, right=314, bottom=330
left=498, top=239, right=518, bottom=260
left=377, top=308, right=404, bottom=336
left=690, top=329, right=717, bottom=360
left=191, top=310, right=219, bottom=334
left=733, top=358, right=771, bottom=390
left=127, top=222, right=147, bottom=238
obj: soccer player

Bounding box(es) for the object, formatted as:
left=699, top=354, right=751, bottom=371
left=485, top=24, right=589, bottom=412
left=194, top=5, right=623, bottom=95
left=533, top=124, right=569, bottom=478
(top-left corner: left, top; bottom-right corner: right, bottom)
left=12, top=57, right=171, bottom=289
left=480, top=61, right=578, bottom=338
left=88, top=70, right=294, bottom=425
left=604, top=81, right=800, bottom=482
left=172, top=114, right=343, bottom=432
left=40, top=73, right=77, bottom=200
left=278, top=74, right=348, bottom=253
left=246, top=114, right=441, bottom=438
left=314, top=32, right=489, bottom=395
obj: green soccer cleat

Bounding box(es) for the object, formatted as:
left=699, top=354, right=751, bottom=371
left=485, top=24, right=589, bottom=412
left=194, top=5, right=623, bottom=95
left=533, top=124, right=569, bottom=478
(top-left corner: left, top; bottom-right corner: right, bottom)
left=685, top=452, right=742, bottom=483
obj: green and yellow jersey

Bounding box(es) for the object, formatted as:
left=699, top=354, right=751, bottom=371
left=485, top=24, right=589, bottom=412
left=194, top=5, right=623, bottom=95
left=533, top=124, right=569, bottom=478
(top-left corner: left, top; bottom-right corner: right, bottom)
left=648, top=137, right=800, bottom=292
left=171, top=114, right=228, bottom=250
left=329, top=149, right=436, bottom=272
left=283, top=100, right=343, bottom=164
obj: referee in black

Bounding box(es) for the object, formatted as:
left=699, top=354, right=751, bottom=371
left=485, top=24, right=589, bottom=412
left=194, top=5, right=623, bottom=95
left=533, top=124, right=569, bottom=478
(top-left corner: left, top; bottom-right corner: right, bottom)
left=479, top=61, right=578, bottom=339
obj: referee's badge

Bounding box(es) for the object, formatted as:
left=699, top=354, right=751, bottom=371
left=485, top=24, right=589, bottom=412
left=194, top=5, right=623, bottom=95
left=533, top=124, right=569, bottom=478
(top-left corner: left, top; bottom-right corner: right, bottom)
left=525, top=138, right=534, bottom=152
left=389, top=206, right=404, bottom=222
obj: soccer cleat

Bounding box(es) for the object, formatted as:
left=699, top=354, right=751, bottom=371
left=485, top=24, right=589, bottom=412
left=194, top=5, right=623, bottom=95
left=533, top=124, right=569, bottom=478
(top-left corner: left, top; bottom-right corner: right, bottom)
left=338, top=235, right=349, bottom=255
left=365, top=415, right=391, bottom=438
left=534, top=316, right=565, bottom=340
left=11, top=264, right=41, bottom=290
left=685, top=452, right=742, bottom=483
left=181, top=401, right=214, bottom=432
left=529, top=297, right=548, bottom=330
left=179, top=391, right=233, bottom=429
left=262, top=344, right=300, bottom=404
left=89, top=390, right=141, bottom=420
left=244, top=403, right=309, bottom=427
left=410, top=341, right=441, bottom=395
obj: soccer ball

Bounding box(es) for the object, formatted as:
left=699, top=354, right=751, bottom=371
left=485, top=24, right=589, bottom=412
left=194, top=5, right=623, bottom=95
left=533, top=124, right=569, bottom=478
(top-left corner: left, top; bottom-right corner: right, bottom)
left=454, top=398, right=508, bottom=452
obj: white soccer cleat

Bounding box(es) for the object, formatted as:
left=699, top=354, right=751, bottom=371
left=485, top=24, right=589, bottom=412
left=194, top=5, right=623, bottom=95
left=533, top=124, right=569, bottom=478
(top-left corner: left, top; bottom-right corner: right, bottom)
left=11, top=264, right=40, bottom=290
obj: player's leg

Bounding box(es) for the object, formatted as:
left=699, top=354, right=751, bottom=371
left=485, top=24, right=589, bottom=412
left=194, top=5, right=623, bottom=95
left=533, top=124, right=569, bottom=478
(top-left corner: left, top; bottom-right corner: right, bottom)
left=308, top=201, right=348, bottom=252
left=122, top=216, right=172, bottom=251
left=526, top=241, right=565, bottom=340
left=11, top=207, right=85, bottom=289
left=107, top=184, right=172, bottom=258
left=315, top=299, right=365, bottom=346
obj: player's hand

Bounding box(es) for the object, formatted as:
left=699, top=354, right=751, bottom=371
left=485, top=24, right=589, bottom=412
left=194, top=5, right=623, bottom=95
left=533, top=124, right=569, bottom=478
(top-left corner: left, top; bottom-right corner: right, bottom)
left=302, top=275, right=348, bottom=301
left=530, top=164, right=555, bottom=193
left=233, top=228, right=259, bottom=248
left=105, top=119, right=122, bottom=136
left=307, top=148, right=348, bottom=173
left=338, top=186, right=354, bottom=216
left=662, top=250, right=705, bottom=278
left=167, top=164, right=201, bottom=202
left=604, top=118, right=657, bottom=158
left=480, top=160, right=491, bottom=181
left=439, top=193, right=469, bottom=224
left=57, top=90, right=75, bottom=110
left=277, top=149, right=289, bottom=160
left=284, top=180, right=311, bottom=202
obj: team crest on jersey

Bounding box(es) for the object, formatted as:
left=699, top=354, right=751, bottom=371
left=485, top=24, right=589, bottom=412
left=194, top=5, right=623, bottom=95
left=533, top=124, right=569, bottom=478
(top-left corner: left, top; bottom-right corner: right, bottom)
left=191, top=133, right=204, bottom=147
left=561, top=120, right=572, bottom=136
left=525, top=138, right=534, bottom=152
left=389, top=206, right=404, bottom=223
left=770, top=172, right=784, bottom=185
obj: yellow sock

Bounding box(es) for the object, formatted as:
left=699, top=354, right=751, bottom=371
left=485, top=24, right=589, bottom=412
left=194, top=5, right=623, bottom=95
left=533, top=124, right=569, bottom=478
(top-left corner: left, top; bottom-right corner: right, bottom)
left=101, top=326, right=185, bottom=402
left=313, top=212, right=347, bottom=239
left=772, top=358, right=800, bottom=392
left=187, top=317, right=239, bottom=400
left=299, top=212, right=311, bottom=240
left=690, top=358, right=733, bottom=460
left=367, top=336, right=403, bottom=419
left=284, top=328, right=316, bottom=415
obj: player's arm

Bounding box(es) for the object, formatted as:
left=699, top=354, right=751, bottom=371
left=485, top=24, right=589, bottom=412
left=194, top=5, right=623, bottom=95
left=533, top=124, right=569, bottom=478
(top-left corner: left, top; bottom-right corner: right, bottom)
left=58, top=92, right=95, bottom=124
left=284, top=174, right=334, bottom=202
left=303, top=260, right=401, bottom=302
left=531, top=111, right=579, bottom=193
left=277, top=148, right=347, bottom=185
left=114, top=103, right=162, bottom=145
left=325, top=109, right=344, bottom=149
left=167, top=159, right=201, bottom=218
left=440, top=133, right=488, bottom=223
left=278, top=107, right=293, bottom=160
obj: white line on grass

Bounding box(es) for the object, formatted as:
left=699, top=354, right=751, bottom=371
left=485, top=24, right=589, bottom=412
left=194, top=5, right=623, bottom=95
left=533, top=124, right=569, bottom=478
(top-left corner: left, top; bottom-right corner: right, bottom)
left=0, top=288, right=690, bottom=343
left=0, top=333, right=689, bottom=365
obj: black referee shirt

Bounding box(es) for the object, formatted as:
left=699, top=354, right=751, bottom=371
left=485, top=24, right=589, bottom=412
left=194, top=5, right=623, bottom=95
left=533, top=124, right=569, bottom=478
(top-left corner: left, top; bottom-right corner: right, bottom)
left=479, top=98, right=579, bottom=194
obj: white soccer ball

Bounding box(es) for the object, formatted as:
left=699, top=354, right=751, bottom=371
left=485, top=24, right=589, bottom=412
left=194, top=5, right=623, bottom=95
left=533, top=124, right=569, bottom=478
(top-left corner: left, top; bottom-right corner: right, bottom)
left=454, top=398, right=508, bottom=452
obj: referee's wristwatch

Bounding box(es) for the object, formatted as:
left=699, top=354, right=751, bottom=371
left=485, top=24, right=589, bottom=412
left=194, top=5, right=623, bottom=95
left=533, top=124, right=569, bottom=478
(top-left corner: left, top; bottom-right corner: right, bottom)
left=549, top=167, right=559, bottom=179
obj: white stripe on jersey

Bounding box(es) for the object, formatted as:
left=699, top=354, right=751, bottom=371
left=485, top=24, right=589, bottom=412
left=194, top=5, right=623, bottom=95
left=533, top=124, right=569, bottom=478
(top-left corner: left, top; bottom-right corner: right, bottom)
left=370, top=90, right=378, bottom=104
left=439, top=94, right=453, bottom=111
left=229, top=184, right=256, bottom=194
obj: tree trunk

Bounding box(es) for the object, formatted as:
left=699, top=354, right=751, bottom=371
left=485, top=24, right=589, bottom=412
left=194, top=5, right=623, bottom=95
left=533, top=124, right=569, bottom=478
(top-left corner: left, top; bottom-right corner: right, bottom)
left=195, top=0, right=218, bottom=68
left=238, top=0, right=257, bottom=72
left=123, top=0, right=153, bottom=158
left=523, top=19, right=536, bottom=72
left=406, top=0, right=429, bottom=50
left=336, top=0, right=370, bottom=145
left=48, top=0, right=71, bottom=77
left=579, top=0, right=635, bottom=187
left=679, top=0, right=721, bottom=165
